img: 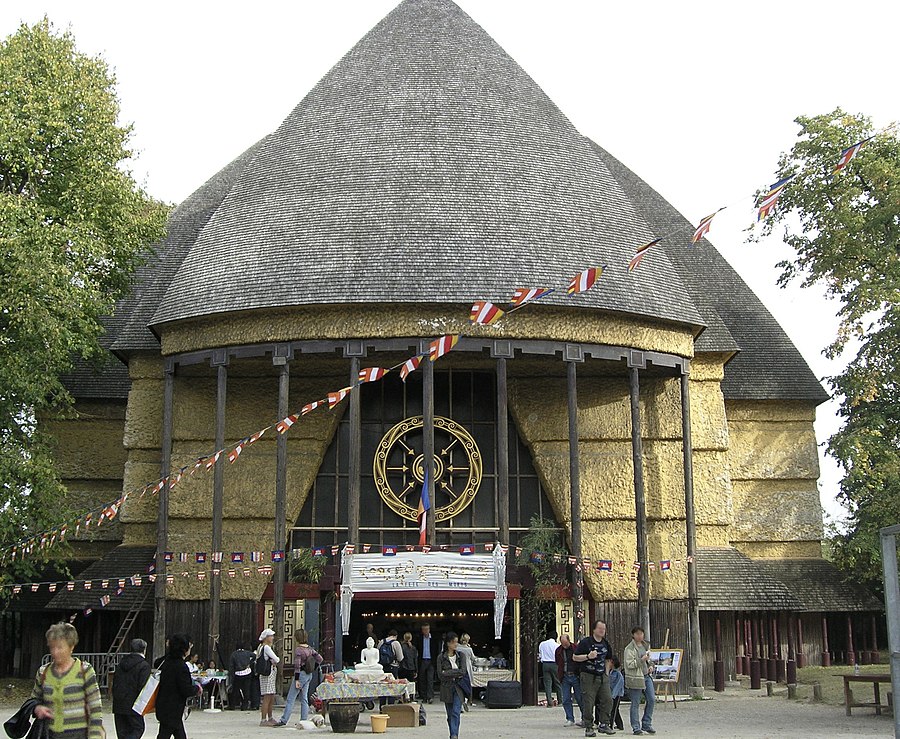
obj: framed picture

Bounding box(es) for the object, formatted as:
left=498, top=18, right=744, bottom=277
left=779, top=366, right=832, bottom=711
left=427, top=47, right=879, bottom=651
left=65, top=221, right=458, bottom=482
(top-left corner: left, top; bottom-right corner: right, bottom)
left=648, top=648, right=682, bottom=683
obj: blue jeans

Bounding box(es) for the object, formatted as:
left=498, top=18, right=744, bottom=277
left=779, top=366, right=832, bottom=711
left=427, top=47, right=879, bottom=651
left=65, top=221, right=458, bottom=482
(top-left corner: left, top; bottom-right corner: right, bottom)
left=280, top=671, right=313, bottom=723
left=627, top=676, right=655, bottom=732
left=445, top=690, right=461, bottom=737
left=561, top=673, right=583, bottom=722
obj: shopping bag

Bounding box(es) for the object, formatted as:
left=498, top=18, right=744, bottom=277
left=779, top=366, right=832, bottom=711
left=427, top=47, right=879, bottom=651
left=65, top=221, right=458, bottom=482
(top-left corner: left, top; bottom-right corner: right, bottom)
left=133, top=671, right=160, bottom=716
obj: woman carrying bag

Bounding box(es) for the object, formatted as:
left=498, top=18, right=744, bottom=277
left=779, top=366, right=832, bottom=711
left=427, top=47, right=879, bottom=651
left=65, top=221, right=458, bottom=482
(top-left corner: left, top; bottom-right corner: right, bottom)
left=155, top=633, right=200, bottom=739
left=436, top=632, right=469, bottom=739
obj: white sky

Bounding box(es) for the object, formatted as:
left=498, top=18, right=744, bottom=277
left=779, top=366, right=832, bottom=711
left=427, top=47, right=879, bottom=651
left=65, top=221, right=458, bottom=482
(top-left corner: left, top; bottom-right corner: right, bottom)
left=3, top=0, right=898, bottom=526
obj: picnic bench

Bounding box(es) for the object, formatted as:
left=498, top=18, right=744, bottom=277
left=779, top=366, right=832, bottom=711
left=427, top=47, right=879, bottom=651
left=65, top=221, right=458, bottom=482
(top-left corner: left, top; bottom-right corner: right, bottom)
left=842, top=672, right=892, bottom=716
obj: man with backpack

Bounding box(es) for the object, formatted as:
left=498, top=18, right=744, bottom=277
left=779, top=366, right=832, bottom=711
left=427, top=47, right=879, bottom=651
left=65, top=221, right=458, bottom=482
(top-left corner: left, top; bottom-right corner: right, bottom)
left=228, top=642, right=255, bottom=711
left=273, top=628, right=322, bottom=727
left=378, top=630, right=404, bottom=709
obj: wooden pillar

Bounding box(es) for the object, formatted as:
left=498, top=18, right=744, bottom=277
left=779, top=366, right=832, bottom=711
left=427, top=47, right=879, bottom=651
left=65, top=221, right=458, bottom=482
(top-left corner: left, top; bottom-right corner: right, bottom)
left=743, top=616, right=751, bottom=677
left=153, top=359, right=175, bottom=662
left=767, top=613, right=777, bottom=681
left=775, top=613, right=785, bottom=682
left=847, top=614, right=856, bottom=665
left=423, top=354, right=436, bottom=544
left=566, top=353, right=584, bottom=639
left=714, top=613, right=725, bottom=691
left=348, top=355, right=361, bottom=545
left=822, top=615, right=831, bottom=666
left=680, top=368, right=702, bottom=695
left=209, top=357, right=227, bottom=663
left=273, top=347, right=291, bottom=683
left=797, top=616, right=807, bottom=668
left=786, top=613, right=797, bottom=685
left=735, top=613, right=743, bottom=675
left=871, top=613, right=880, bottom=663
left=628, top=363, right=650, bottom=641
left=861, top=614, right=872, bottom=665
left=749, top=613, right=761, bottom=689
left=495, top=348, right=511, bottom=547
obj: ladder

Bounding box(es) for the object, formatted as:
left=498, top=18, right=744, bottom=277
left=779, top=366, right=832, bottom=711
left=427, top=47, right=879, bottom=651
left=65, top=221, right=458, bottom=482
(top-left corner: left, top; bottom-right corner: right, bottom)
left=107, top=585, right=152, bottom=655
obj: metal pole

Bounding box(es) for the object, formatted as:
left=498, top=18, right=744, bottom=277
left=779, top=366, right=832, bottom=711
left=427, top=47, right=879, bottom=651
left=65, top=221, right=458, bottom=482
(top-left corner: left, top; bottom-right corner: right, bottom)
left=680, top=370, right=703, bottom=696
left=628, top=366, right=650, bottom=643
left=423, top=358, right=436, bottom=544
left=878, top=526, right=900, bottom=738
left=567, top=360, right=584, bottom=639
left=209, top=361, right=227, bottom=663
left=274, top=356, right=290, bottom=685
left=153, top=361, right=175, bottom=662
left=348, top=357, right=361, bottom=545
left=496, top=356, right=510, bottom=547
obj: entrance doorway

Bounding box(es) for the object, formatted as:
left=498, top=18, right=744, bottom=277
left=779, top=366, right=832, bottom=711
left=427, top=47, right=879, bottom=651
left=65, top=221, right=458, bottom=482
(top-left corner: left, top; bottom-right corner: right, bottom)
left=342, top=598, right=514, bottom=671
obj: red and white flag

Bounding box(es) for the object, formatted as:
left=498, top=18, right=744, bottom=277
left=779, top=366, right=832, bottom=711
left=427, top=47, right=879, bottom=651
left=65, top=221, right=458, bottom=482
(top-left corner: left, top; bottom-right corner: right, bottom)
left=358, top=367, right=387, bottom=384
left=399, top=355, right=422, bottom=382
left=510, top=287, right=552, bottom=306
left=301, top=399, right=327, bottom=416
left=628, top=239, right=662, bottom=272
left=204, top=451, right=222, bottom=471
left=691, top=210, right=723, bottom=244
left=567, top=266, right=605, bottom=295
left=429, top=335, right=459, bottom=361
left=328, top=387, right=352, bottom=409
left=276, top=415, right=298, bottom=434
left=227, top=440, right=246, bottom=463
left=469, top=301, right=505, bottom=326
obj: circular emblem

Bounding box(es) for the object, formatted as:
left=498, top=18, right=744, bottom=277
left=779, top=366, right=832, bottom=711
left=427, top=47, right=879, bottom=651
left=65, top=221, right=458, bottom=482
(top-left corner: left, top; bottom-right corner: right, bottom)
left=374, top=416, right=483, bottom=523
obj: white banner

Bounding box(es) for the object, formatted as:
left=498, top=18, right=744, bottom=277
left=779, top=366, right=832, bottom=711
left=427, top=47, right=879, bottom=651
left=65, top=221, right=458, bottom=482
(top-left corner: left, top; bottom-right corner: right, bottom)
left=349, top=552, right=496, bottom=592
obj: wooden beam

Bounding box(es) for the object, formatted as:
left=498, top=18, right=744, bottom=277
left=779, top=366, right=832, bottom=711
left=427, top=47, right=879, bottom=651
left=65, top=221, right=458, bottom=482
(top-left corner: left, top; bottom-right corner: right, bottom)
left=628, top=365, right=650, bottom=641
left=496, top=356, right=510, bottom=547
left=209, top=360, right=227, bottom=663
left=274, top=355, right=290, bottom=681
left=153, top=361, right=174, bottom=662
left=348, top=356, right=361, bottom=545
left=566, top=359, right=584, bottom=639
left=423, top=357, right=436, bottom=544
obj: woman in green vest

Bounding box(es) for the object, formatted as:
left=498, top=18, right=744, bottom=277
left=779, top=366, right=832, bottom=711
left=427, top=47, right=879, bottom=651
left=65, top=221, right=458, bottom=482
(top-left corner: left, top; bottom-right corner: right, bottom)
left=32, top=622, right=104, bottom=739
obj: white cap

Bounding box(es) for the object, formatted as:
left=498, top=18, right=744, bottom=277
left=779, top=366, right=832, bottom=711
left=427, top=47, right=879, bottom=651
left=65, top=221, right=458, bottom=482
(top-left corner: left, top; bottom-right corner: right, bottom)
left=259, top=628, right=275, bottom=642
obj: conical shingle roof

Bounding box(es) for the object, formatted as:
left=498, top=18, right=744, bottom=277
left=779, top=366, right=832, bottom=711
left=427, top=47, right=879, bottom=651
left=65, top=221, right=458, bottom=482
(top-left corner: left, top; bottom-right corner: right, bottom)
left=148, top=0, right=704, bottom=330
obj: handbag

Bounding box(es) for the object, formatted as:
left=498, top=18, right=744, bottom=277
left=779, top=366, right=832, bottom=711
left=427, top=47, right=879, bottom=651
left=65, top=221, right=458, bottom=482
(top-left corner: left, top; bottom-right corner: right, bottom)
left=133, top=671, right=160, bottom=716
left=4, top=698, right=39, bottom=739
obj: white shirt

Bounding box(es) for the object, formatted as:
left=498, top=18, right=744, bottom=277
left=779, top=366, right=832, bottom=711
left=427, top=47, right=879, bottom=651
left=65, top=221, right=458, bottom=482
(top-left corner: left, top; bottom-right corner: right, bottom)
left=538, top=638, right=559, bottom=662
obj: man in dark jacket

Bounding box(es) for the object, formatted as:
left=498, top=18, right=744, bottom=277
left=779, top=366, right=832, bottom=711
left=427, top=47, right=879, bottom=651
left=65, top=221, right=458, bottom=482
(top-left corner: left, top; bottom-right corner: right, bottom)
left=228, top=642, right=256, bottom=710
left=415, top=623, right=439, bottom=703
left=112, top=638, right=152, bottom=739
left=155, top=633, right=200, bottom=739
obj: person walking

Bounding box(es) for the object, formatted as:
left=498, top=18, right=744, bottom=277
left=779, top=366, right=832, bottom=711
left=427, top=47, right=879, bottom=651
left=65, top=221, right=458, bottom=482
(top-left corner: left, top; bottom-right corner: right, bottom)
left=256, top=628, right=280, bottom=726
left=573, top=620, right=615, bottom=737
left=398, top=632, right=418, bottom=682
left=538, top=629, right=562, bottom=708
left=416, top=623, right=438, bottom=703
left=606, top=657, right=625, bottom=731
left=155, top=633, right=200, bottom=739
left=31, top=622, right=104, bottom=739
left=112, top=638, right=151, bottom=739
left=456, top=634, right=476, bottom=710
left=436, top=632, right=468, bottom=739
left=555, top=633, right=584, bottom=727
left=228, top=642, right=255, bottom=711
left=273, top=629, right=322, bottom=727
left=623, top=627, right=656, bottom=736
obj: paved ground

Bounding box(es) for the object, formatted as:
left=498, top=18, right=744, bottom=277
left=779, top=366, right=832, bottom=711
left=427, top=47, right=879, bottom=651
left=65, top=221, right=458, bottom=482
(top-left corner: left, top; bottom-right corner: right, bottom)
left=97, top=688, right=893, bottom=738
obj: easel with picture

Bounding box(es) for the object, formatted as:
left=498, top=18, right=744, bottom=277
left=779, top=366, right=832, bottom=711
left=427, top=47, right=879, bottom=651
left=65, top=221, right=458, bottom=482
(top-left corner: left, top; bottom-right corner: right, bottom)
left=650, top=629, right=683, bottom=708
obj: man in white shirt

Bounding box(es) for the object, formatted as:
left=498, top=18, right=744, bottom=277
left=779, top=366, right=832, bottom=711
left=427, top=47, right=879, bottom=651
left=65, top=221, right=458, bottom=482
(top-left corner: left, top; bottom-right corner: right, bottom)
left=538, top=629, right=562, bottom=708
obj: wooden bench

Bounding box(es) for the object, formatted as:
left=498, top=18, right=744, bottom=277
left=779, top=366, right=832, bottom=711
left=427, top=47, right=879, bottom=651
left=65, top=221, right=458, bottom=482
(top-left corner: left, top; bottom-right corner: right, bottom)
left=842, top=673, right=892, bottom=716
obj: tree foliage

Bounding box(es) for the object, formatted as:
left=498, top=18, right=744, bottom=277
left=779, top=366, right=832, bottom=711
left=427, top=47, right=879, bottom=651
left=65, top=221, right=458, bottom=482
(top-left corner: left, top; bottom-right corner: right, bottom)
left=0, top=19, right=168, bottom=581
left=757, top=109, right=900, bottom=591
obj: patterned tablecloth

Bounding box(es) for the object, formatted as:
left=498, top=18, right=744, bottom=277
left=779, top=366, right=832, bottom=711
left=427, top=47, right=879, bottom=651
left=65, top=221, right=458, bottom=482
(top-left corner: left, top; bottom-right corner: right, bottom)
left=471, top=668, right=514, bottom=688
left=314, top=681, right=415, bottom=701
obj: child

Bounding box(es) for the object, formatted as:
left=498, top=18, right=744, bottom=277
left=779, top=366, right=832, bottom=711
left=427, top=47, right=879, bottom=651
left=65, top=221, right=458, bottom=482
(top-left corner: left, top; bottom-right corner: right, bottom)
left=597, top=656, right=625, bottom=731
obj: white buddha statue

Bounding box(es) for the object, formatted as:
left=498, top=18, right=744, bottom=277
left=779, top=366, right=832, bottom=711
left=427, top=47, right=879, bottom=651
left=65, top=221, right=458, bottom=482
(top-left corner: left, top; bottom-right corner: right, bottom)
left=355, top=637, right=385, bottom=672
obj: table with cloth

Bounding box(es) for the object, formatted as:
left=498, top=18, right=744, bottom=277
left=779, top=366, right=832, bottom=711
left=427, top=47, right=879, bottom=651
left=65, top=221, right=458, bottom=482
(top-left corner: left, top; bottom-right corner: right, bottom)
left=314, top=680, right=415, bottom=702
left=471, top=668, right=514, bottom=688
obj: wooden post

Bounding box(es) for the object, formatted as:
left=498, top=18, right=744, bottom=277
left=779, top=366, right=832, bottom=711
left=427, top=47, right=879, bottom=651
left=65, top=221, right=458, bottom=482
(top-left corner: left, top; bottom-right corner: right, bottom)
left=861, top=614, right=872, bottom=665
left=273, top=350, right=290, bottom=685
left=496, top=353, right=510, bottom=547
left=714, top=613, right=725, bottom=691
left=209, top=359, right=227, bottom=663
left=786, top=613, right=797, bottom=686
left=735, top=613, right=744, bottom=675
left=423, top=356, right=436, bottom=544
left=680, top=369, right=703, bottom=696
left=566, top=357, right=584, bottom=639
left=750, top=614, right=761, bottom=690
left=822, top=615, right=831, bottom=666
left=871, top=613, right=880, bottom=664
left=348, top=356, right=361, bottom=545
left=153, top=360, right=175, bottom=662
left=847, top=615, right=856, bottom=665
left=743, top=615, right=751, bottom=677
left=797, top=616, right=807, bottom=668
left=628, top=365, right=650, bottom=641
left=767, top=613, right=777, bottom=682
left=775, top=613, right=785, bottom=682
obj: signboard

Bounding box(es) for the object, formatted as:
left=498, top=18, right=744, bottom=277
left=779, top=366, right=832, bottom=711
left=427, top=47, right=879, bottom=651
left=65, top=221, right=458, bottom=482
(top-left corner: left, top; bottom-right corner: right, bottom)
left=649, top=648, right=683, bottom=683
left=339, top=547, right=507, bottom=639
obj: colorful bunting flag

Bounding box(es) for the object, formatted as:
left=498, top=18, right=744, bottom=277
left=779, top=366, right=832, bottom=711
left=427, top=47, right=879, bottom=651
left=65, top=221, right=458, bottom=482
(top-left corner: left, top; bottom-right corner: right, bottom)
left=228, top=440, right=247, bottom=464
left=469, top=301, right=505, bottom=326
left=691, top=209, right=724, bottom=243
left=196, top=553, right=207, bottom=564
left=530, top=551, right=544, bottom=564
left=459, top=544, right=475, bottom=556
left=302, top=399, right=326, bottom=416
left=628, top=239, right=663, bottom=272
left=567, top=266, right=605, bottom=295
left=231, top=552, right=244, bottom=563
left=399, top=355, right=423, bottom=382
left=510, top=287, right=552, bottom=306
left=312, top=547, right=326, bottom=557
left=660, top=560, right=672, bottom=571
left=276, top=415, right=298, bottom=434
left=598, top=560, right=613, bottom=572
left=757, top=176, right=793, bottom=221
left=418, top=468, right=431, bottom=547
left=382, top=545, right=398, bottom=556
left=205, top=451, right=222, bottom=471
left=833, top=137, right=872, bottom=175
left=271, top=550, right=285, bottom=563
left=250, top=552, right=262, bottom=563
left=359, top=367, right=387, bottom=384
left=328, top=387, right=352, bottom=409
left=247, top=429, right=266, bottom=445
left=429, top=335, right=459, bottom=361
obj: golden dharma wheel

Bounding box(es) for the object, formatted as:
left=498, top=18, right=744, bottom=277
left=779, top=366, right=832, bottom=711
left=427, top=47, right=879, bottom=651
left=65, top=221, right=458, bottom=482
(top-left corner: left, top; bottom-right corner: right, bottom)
left=373, top=415, right=483, bottom=523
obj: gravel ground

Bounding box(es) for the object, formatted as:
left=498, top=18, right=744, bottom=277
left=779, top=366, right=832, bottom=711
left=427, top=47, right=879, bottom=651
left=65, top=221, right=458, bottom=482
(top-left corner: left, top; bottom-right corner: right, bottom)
left=2, top=688, right=894, bottom=737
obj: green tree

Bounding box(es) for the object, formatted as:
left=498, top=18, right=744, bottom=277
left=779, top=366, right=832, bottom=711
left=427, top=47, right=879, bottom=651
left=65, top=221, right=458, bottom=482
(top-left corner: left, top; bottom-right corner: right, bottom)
left=0, top=19, right=168, bottom=582
left=757, top=108, right=900, bottom=592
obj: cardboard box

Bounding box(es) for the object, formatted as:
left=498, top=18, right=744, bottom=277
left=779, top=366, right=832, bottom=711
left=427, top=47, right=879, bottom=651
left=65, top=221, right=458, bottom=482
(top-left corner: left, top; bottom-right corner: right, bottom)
left=382, top=702, right=420, bottom=727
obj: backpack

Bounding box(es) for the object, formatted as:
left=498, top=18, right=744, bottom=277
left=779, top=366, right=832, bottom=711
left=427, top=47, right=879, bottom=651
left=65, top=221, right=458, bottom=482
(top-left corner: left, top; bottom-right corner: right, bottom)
left=302, top=650, right=318, bottom=675
left=255, top=648, right=272, bottom=677
left=378, top=640, right=394, bottom=667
